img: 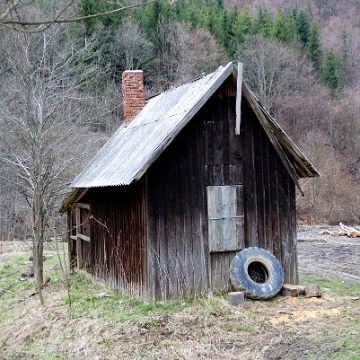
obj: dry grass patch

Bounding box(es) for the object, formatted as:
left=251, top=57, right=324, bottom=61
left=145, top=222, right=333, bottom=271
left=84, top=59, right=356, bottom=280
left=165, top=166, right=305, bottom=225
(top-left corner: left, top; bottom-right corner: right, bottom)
left=1, top=241, right=360, bottom=359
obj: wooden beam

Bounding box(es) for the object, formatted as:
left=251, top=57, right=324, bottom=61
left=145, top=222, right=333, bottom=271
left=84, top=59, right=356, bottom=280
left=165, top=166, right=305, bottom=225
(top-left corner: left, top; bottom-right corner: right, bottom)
left=235, top=62, right=243, bottom=135
left=75, top=203, right=89, bottom=210
left=76, top=234, right=90, bottom=242
left=242, top=82, right=304, bottom=196
left=76, top=207, right=82, bottom=269
left=72, top=188, right=89, bottom=208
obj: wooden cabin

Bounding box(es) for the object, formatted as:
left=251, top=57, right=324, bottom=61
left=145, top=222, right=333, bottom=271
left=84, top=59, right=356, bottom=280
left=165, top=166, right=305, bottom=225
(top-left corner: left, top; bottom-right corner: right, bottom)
left=60, top=63, right=319, bottom=300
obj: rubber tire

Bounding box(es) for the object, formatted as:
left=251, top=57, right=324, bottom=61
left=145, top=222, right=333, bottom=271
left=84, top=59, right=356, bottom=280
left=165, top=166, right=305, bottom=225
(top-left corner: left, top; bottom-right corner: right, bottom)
left=229, top=247, right=284, bottom=300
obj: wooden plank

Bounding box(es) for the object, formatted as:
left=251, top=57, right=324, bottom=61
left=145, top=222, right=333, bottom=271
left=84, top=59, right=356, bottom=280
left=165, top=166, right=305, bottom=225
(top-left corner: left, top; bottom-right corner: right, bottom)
left=145, top=173, right=158, bottom=301
left=254, top=119, right=266, bottom=250
left=75, top=203, right=89, bottom=210
left=220, top=110, right=230, bottom=164
left=157, top=166, right=168, bottom=300
left=198, top=119, right=209, bottom=293
left=235, top=62, right=243, bottom=135
left=289, top=180, right=298, bottom=284
left=174, top=151, right=186, bottom=299
left=192, top=119, right=206, bottom=295
left=242, top=106, right=257, bottom=247
left=235, top=185, right=245, bottom=249
left=165, top=152, right=177, bottom=298
left=205, top=165, right=223, bottom=186
left=228, top=163, right=244, bottom=185
left=183, top=134, right=194, bottom=298
left=279, top=168, right=290, bottom=282
left=205, top=121, right=215, bottom=165
left=213, top=121, right=224, bottom=165
left=76, top=234, right=90, bottom=242
left=80, top=208, right=90, bottom=236
left=271, top=149, right=281, bottom=264
left=210, top=252, right=236, bottom=291
left=264, top=135, right=274, bottom=253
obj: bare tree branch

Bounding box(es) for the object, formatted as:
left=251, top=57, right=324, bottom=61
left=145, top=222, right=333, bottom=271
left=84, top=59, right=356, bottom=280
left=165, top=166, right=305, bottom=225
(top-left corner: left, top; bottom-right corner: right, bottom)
left=0, top=0, right=157, bottom=33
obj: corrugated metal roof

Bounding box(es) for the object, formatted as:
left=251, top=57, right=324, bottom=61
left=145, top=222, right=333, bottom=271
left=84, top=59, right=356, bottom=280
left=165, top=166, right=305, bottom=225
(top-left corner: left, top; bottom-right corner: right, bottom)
left=71, top=63, right=234, bottom=188
left=70, top=61, right=319, bottom=192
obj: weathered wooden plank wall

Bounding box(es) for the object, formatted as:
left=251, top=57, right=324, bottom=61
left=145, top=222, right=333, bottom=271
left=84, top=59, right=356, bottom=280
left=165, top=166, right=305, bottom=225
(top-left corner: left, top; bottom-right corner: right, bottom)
left=241, top=100, right=298, bottom=284
left=146, top=79, right=246, bottom=298
left=146, top=113, right=209, bottom=300
left=89, top=182, right=146, bottom=297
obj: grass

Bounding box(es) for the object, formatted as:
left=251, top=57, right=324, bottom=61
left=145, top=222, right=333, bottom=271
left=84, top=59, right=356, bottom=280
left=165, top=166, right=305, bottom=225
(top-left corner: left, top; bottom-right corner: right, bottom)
left=1, top=242, right=360, bottom=359
left=300, top=276, right=360, bottom=298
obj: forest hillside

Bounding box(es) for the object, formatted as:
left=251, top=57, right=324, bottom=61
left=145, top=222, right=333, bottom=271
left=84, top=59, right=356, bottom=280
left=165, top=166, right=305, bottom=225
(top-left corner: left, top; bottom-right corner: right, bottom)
left=0, top=0, right=359, bottom=242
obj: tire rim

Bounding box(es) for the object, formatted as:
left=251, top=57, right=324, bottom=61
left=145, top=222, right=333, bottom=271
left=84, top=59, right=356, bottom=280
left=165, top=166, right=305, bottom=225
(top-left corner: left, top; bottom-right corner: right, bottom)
left=247, top=260, right=269, bottom=284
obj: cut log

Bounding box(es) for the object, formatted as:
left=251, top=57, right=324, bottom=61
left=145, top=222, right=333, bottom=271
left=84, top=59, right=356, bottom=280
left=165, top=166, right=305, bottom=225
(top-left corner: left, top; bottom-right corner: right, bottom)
left=339, top=222, right=360, bottom=237
left=228, top=291, right=245, bottom=305
left=305, top=285, right=321, bottom=298
left=282, top=284, right=306, bottom=297
left=319, top=229, right=344, bottom=236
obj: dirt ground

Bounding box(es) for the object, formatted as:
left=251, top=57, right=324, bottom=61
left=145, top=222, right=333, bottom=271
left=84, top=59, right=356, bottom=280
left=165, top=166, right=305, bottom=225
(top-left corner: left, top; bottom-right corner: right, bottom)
left=297, top=225, right=360, bottom=281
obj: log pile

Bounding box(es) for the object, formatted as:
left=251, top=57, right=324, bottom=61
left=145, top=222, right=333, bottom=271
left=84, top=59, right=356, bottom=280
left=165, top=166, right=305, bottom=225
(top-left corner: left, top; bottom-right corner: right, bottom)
left=319, top=222, right=360, bottom=238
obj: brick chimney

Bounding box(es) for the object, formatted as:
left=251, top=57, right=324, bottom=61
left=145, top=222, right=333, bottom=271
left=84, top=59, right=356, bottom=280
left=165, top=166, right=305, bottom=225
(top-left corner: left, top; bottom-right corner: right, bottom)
left=122, top=70, right=145, bottom=125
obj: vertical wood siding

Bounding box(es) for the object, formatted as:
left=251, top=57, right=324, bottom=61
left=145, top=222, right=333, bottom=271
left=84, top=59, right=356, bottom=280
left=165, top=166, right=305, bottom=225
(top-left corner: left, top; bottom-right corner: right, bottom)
left=146, top=79, right=245, bottom=299
left=203, top=83, right=246, bottom=291
left=146, top=113, right=208, bottom=300
left=89, top=181, right=146, bottom=297
left=241, top=100, right=298, bottom=284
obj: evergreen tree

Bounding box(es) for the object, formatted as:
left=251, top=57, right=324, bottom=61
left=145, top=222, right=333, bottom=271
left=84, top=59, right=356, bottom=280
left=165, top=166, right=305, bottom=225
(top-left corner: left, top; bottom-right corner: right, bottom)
left=286, top=8, right=298, bottom=42
left=185, top=0, right=203, bottom=29
left=253, top=6, right=273, bottom=38
left=79, top=0, right=101, bottom=35
left=296, top=9, right=310, bottom=45
left=271, top=7, right=290, bottom=43
left=226, top=5, right=239, bottom=58
left=321, top=48, right=342, bottom=90
left=215, top=9, right=231, bottom=48
left=203, top=2, right=219, bottom=34
left=141, top=1, right=163, bottom=39
left=79, top=0, right=125, bottom=35
left=232, top=4, right=253, bottom=44
left=307, top=22, right=321, bottom=70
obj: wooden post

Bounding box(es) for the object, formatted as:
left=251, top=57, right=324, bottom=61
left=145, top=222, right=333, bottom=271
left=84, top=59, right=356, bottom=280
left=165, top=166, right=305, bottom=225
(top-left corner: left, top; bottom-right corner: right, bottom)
left=235, top=63, right=243, bottom=135
left=76, top=206, right=82, bottom=269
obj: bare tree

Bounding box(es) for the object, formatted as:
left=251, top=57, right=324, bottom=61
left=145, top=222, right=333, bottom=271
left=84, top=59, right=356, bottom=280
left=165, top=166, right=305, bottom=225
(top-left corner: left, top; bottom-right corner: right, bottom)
left=0, top=24, right=102, bottom=303
left=147, top=20, right=225, bottom=93
left=113, top=20, right=153, bottom=71
left=239, top=34, right=308, bottom=112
